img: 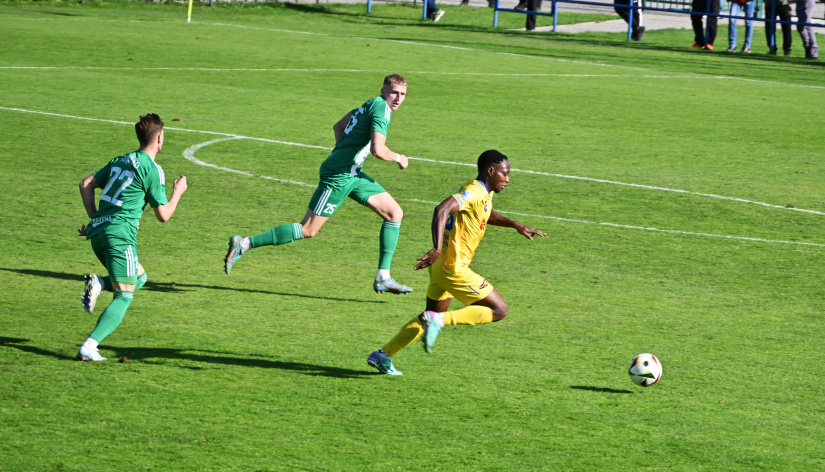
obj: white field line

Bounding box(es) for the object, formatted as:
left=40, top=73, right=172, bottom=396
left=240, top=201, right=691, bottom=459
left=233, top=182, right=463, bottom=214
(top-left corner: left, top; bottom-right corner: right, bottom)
left=2, top=105, right=823, bottom=246
left=4, top=15, right=825, bottom=89
left=197, top=22, right=825, bottom=90
left=7, top=65, right=825, bottom=92
left=6, top=64, right=822, bottom=91
left=0, top=66, right=692, bottom=79
left=184, top=138, right=825, bottom=248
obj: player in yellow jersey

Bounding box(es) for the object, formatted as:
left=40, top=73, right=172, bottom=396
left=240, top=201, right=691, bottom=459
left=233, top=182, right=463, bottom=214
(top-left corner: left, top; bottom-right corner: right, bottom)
left=368, top=150, right=546, bottom=375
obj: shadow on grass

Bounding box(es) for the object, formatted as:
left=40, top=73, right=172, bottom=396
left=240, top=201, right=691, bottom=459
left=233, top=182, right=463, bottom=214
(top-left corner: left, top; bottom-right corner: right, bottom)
left=0, top=337, right=77, bottom=361
left=0, top=267, right=387, bottom=304
left=0, top=337, right=372, bottom=378
left=570, top=385, right=634, bottom=394
left=107, top=346, right=373, bottom=378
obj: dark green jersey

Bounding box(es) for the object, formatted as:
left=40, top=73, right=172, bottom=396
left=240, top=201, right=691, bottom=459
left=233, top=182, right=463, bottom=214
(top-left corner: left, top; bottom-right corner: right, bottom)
left=85, top=150, right=168, bottom=242
left=321, top=95, right=392, bottom=176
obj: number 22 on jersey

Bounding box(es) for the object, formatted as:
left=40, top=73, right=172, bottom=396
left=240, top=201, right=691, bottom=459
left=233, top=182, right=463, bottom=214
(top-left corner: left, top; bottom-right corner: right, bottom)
left=99, top=166, right=134, bottom=207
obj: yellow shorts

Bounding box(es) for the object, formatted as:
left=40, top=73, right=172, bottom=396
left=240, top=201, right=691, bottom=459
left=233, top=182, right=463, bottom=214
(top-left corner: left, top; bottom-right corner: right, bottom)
left=426, top=263, right=494, bottom=306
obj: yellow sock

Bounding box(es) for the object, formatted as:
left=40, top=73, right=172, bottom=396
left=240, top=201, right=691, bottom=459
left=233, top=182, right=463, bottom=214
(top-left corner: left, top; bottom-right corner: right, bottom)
left=382, top=316, right=424, bottom=357
left=382, top=306, right=494, bottom=357
left=444, top=305, right=494, bottom=326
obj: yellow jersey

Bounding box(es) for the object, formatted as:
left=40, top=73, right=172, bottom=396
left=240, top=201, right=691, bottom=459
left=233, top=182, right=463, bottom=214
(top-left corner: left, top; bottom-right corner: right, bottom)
left=437, top=179, right=494, bottom=273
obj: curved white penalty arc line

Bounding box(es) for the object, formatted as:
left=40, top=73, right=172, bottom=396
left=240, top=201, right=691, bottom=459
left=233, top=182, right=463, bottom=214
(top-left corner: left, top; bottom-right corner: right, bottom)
left=185, top=141, right=825, bottom=248
left=182, top=137, right=316, bottom=188
left=4, top=106, right=824, bottom=218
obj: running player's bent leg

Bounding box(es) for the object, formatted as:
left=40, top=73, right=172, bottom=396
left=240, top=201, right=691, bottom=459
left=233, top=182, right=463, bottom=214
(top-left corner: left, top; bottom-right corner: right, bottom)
left=365, top=192, right=411, bottom=292
left=378, top=220, right=400, bottom=271
left=444, top=305, right=495, bottom=325
left=98, top=265, right=147, bottom=292
left=382, top=316, right=425, bottom=357
left=469, top=289, right=508, bottom=321
left=248, top=209, right=326, bottom=248
left=88, top=290, right=134, bottom=342
left=250, top=222, right=306, bottom=247
left=380, top=298, right=496, bottom=358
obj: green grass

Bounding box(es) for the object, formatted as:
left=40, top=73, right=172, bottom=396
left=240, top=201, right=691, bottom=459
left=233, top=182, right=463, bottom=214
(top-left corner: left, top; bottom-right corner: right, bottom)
left=2, top=1, right=825, bottom=470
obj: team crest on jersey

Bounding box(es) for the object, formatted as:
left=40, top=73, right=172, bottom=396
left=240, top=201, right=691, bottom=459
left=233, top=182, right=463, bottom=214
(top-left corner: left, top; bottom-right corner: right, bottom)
left=483, top=199, right=489, bottom=212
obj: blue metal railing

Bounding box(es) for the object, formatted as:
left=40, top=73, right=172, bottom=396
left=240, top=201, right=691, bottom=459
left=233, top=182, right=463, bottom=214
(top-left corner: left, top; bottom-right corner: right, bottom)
left=365, top=0, right=824, bottom=46
left=491, top=0, right=825, bottom=46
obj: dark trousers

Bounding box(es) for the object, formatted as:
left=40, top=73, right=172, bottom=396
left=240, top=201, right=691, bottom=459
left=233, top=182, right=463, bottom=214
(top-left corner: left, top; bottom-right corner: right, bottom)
left=691, top=0, right=720, bottom=45
left=614, top=0, right=641, bottom=29
left=765, top=0, right=792, bottom=53
left=526, top=0, right=542, bottom=30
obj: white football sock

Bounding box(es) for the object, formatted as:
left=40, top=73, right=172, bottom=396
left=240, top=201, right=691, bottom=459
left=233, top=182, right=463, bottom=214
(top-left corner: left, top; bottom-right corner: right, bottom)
left=376, top=269, right=391, bottom=282
left=240, top=237, right=252, bottom=252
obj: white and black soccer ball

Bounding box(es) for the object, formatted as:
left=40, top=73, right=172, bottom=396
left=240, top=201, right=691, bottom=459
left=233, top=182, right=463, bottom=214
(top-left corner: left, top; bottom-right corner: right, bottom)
left=628, top=353, right=662, bottom=387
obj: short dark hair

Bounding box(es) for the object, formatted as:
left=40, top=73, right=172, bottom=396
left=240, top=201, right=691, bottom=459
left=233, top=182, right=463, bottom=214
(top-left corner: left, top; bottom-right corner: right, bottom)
left=477, top=149, right=508, bottom=173
left=135, top=113, right=164, bottom=148
left=383, top=74, right=407, bottom=87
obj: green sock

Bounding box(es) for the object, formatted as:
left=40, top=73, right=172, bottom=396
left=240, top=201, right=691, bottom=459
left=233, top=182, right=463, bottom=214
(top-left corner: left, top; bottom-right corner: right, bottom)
left=250, top=223, right=304, bottom=248
left=89, top=290, right=134, bottom=343
left=136, top=272, right=147, bottom=291
left=378, top=221, right=401, bottom=270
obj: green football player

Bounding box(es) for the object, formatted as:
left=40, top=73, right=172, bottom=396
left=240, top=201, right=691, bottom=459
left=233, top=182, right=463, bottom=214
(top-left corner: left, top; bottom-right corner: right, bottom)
left=225, top=74, right=414, bottom=295
left=77, top=113, right=187, bottom=361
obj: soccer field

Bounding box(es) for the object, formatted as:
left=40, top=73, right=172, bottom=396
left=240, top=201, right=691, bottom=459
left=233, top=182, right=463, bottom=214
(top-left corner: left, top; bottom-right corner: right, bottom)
left=1, top=1, right=824, bottom=470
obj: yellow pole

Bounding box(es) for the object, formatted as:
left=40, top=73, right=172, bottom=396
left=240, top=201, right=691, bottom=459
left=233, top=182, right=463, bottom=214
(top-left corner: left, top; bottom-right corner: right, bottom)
left=187, top=0, right=194, bottom=23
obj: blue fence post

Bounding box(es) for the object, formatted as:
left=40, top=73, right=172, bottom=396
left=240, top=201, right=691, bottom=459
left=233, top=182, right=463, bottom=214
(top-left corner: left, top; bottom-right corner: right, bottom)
left=552, top=0, right=558, bottom=31
left=494, top=0, right=500, bottom=27
left=627, top=0, right=635, bottom=40
left=367, top=0, right=371, bottom=14
left=765, top=0, right=777, bottom=51
left=704, top=0, right=711, bottom=46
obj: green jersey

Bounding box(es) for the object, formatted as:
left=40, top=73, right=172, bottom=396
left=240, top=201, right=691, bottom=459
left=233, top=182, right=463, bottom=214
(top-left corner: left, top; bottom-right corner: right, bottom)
left=321, top=95, right=392, bottom=177
left=86, top=150, right=168, bottom=242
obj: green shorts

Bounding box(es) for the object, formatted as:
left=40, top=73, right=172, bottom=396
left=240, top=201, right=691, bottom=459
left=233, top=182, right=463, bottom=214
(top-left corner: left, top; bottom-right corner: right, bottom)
left=90, top=234, right=140, bottom=285
left=308, top=170, right=386, bottom=217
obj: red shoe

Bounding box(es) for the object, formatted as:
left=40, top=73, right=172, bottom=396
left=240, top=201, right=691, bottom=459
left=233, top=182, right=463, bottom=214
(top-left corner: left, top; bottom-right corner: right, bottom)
left=704, top=44, right=715, bottom=50
left=691, top=43, right=704, bottom=48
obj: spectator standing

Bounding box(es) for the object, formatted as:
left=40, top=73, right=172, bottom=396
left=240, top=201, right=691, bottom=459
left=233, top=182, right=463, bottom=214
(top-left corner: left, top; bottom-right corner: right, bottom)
left=615, top=0, right=646, bottom=41
left=727, top=0, right=755, bottom=52
left=691, top=0, right=721, bottom=49
left=764, top=0, right=792, bottom=55
left=426, top=0, right=445, bottom=22
left=525, top=0, right=542, bottom=30
left=515, top=0, right=543, bottom=31
left=795, top=0, right=819, bottom=58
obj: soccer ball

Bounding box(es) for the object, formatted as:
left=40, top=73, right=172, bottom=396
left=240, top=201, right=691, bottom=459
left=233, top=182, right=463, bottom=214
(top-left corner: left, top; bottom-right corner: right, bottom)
left=628, top=353, right=662, bottom=387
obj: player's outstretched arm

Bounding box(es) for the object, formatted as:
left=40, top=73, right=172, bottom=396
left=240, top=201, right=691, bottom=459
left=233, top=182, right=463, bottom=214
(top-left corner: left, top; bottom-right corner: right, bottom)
left=153, top=175, right=188, bottom=223
left=489, top=210, right=546, bottom=240
left=370, top=132, right=408, bottom=170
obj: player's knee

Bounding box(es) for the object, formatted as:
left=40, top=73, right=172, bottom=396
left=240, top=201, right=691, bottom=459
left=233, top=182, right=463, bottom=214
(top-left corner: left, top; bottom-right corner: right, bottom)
left=386, top=206, right=403, bottom=222
left=491, top=302, right=509, bottom=322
